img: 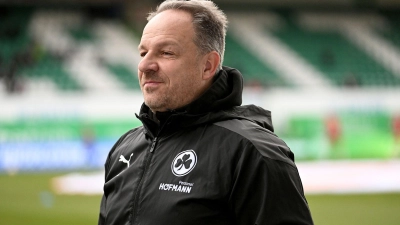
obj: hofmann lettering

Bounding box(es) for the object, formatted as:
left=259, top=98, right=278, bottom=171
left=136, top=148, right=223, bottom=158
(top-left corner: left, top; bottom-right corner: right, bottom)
left=159, top=183, right=193, bottom=193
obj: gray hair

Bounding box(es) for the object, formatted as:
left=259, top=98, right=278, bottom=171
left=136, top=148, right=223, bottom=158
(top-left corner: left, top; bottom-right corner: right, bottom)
left=147, top=0, right=228, bottom=71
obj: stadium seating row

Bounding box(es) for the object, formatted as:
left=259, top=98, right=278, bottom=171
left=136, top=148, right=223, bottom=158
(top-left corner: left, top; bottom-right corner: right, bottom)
left=1, top=7, right=400, bottom=94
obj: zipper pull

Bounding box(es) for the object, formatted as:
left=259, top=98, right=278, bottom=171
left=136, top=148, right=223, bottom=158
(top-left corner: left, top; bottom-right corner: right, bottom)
left=150, top=137, right=157, bottom=153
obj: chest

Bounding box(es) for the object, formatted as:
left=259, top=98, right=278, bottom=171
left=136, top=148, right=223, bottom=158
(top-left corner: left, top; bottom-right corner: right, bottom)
left=104, top=128, right=243, bottom=225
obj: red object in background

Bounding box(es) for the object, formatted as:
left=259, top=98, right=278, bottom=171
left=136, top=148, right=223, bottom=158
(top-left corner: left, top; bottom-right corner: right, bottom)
left=325, top=115, right=341, bottom=145
left=393, top=115, right=400, bottom=141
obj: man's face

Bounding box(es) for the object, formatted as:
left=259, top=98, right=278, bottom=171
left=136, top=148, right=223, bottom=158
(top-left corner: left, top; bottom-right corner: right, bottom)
left=138, top=9, right=209, bottom=112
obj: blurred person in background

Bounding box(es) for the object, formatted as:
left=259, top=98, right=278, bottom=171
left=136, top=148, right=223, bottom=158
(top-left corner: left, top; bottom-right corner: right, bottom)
left=98, top=0, right=313, bottom=224
left=325, top=114, right=343, bottom=158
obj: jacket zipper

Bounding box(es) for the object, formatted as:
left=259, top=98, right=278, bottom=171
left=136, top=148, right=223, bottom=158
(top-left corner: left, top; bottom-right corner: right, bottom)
left=130, top=136, right=158, bottom=224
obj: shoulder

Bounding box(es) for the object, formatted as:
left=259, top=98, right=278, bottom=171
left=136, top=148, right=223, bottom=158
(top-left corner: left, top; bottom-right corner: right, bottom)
left=213, top=119, right=296, bottom=167
left=104, top=126, right=145, bottom=170
left=107, top=126, right=144, bottom=156
left=118, top=126, right=144, bottom=144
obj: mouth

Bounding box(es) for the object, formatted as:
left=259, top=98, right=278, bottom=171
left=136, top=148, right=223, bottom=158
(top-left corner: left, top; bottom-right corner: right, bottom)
left=143, top=81, right=162, bottom=88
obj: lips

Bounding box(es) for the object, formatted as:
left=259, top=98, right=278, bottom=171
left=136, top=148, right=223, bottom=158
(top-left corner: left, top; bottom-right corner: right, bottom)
left=143, top=80, right=162, bottom=88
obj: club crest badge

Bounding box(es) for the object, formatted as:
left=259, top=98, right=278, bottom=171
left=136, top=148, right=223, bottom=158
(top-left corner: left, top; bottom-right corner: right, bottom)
left=171, top=150, right=197, bottom=177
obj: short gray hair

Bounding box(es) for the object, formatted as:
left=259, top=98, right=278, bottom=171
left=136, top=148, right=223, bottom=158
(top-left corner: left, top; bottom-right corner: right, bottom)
left=147, top=0, right=228, bottom=71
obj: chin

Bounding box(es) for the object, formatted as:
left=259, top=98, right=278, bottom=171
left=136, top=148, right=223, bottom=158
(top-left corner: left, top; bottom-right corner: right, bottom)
left=144, top=100, right=162, bottom=111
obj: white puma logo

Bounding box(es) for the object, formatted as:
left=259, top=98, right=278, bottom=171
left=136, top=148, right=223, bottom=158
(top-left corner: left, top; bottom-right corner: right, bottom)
left=119, top=153, right=134, bottom=168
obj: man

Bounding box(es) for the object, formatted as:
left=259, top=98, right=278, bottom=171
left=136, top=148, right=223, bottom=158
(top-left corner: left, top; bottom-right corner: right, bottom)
left=98, top=0, right=314, bottom=224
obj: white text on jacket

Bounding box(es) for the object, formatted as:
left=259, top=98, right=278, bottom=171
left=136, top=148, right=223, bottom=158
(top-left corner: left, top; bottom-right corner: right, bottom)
left=159, top=182, right=193, bottom=193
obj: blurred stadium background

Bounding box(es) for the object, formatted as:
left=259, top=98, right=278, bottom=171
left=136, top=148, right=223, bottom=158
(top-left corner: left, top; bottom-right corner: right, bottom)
left=1, top=0, right=400, bottom=224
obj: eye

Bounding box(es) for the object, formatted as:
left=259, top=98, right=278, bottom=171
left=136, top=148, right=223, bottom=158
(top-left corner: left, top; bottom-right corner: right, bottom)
left=162, top=51, right=173, bottom=56
left=140, top=51, right=147, bottom=57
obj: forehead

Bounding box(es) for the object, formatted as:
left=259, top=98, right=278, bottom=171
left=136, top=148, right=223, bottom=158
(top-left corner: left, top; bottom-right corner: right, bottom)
left=139, top=10, right=195, bottom=48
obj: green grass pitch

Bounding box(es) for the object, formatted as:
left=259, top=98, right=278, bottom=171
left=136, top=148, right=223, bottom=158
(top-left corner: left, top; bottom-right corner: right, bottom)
left=1, top=173, right=400, bottom=225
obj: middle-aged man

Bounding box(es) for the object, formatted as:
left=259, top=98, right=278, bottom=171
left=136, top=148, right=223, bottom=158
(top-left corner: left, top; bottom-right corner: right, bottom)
left=98, top=0, right=314, bottom=224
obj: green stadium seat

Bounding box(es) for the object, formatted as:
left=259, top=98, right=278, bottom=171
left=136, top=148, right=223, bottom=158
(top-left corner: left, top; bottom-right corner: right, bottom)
left=380, top=12, right=400, bottom=49
left=19, top=53, right=82, bottom=91
left=273, top=15, right=400, bottom=87
left=224, top=34, right=288, bottom=88
left=106, top=63, right=140, bottom=90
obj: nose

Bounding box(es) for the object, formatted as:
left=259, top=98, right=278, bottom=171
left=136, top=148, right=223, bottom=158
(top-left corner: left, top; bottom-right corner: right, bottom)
left=138, top=53, right=159, bottom=74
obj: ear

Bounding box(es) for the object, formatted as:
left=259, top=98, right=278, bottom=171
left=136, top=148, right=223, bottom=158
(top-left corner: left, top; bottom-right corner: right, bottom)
left=202, top=51, right=220, bottom=80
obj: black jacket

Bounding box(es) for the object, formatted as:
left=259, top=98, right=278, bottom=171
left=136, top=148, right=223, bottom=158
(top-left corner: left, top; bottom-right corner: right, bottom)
left=99, top=67, right=313, bottom=225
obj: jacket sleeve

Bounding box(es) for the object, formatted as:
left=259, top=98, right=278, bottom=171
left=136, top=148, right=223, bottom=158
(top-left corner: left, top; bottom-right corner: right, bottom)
left=98, top=139, right=115, bottom=225
left=228, top=141, right=314, bottom=225
left=98, top=194, right=107, bottom=225
left=98, top=129, right=135, bottom=225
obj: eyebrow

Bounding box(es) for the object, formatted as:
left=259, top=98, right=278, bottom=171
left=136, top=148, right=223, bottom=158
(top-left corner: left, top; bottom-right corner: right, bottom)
left=138, top=40, right=181, bottom=51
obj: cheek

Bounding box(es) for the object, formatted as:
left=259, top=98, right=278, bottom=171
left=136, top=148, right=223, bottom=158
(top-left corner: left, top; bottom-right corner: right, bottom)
left=163, top=60, right=201, bottom=94
left=175, top=74, right=201, bottom=98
